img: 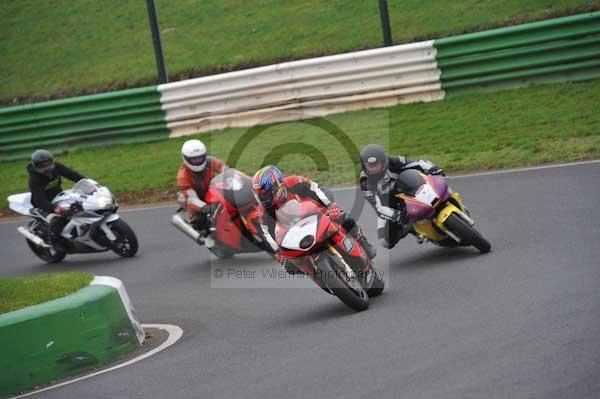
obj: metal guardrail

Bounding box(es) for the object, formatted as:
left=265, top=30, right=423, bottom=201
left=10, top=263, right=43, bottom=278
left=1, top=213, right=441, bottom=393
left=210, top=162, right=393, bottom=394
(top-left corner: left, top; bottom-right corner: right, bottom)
left=435, top=12, right=600, bottom=94
left=157, top=40, right=444, bottom=137
left=0, top=87, right=168, bottom=162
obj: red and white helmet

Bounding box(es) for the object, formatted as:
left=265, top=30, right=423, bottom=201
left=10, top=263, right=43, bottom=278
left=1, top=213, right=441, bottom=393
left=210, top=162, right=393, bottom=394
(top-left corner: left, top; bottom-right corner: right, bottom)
left=181, top=139, right=207, bottom=172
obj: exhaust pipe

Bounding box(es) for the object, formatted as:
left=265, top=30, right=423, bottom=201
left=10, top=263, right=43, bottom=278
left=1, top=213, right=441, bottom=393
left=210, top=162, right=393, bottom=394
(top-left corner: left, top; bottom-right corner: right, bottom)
left=171, top=214, right=206, bottom=245
left=17, top=226, right=51, bottom=248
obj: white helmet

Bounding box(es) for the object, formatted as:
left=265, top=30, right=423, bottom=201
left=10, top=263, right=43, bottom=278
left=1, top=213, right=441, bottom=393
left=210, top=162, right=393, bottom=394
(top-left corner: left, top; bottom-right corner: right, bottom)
left=181, top=139, right=208, bottom=172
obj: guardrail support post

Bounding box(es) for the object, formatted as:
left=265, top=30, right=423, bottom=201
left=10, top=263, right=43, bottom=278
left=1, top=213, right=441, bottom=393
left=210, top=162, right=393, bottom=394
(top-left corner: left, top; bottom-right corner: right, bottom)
left=146, top=0, right=169, bottom=84
left=378, top=0, right=393, bottom=47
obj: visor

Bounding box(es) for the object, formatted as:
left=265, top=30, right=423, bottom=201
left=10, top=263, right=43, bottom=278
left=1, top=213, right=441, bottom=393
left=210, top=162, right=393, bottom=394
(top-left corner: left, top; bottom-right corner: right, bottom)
left=35, top=160, right=55, bottom=173
left=185, top=154, right=206, bottom=166
left=366, top=161, right=383, bottom=175
left=256, top=190, right=273, bottom=204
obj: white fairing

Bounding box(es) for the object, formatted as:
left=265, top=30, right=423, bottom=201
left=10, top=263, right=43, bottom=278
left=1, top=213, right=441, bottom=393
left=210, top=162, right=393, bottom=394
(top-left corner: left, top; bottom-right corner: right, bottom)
left=7, top=179, right=124, bottom=252
left=8, top=193, right=33, bottom=216
left=51, top=179, right=115, bottom=211
left=414, top=183, right=438, bottom=205
left=281, top=215, right=318, bottom=251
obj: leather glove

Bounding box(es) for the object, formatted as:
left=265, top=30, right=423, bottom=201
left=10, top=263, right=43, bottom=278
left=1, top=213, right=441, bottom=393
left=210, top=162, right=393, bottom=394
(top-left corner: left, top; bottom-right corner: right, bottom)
left=428, top=166, right=445, bottom=176
left=326, top=203, right=344, bottom=222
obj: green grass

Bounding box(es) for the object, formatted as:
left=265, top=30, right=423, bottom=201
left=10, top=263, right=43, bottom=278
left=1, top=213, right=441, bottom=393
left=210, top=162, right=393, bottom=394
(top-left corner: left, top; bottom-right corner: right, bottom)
left=0, top=272, right=94, bottom=314
left=1, top=0, right=599, bottom=102
left=1, top=79, right=599, bottom=210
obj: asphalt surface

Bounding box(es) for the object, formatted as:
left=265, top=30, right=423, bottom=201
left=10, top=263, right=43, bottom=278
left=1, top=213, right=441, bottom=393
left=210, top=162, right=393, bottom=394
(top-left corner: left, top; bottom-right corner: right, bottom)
left=2, top=162, right=599, bottom=399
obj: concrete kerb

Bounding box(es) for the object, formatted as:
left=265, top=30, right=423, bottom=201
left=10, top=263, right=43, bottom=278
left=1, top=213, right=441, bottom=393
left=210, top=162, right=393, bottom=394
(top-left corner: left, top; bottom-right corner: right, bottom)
left=0, top=276, right=144, bottom=397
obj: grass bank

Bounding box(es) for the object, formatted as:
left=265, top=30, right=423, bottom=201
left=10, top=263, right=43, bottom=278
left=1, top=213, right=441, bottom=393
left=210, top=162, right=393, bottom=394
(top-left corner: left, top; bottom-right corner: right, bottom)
left=0, top=273, right=94, bottom=314
left=2, top=0, right=599, bottom=102
left=1, top=79, right=599, bottom=211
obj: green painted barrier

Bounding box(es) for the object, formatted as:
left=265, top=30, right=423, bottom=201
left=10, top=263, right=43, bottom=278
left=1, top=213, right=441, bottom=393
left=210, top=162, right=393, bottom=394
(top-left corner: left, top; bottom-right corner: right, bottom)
left=0, top=86, right=168, bottom=162
left=0, top=283, right=140, bottom=396
left=435, top=12, right=600, bottom=95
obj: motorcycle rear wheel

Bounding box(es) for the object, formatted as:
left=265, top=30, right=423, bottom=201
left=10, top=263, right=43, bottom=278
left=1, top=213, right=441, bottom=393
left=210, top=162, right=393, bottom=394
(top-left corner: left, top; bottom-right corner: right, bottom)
left=316, top=253, right=369, bottom=311
left=366, top=269, right=385, bottom=297
left=444, top=214, right=491, bottom=253
left=26, top=239, right=66, bottom=263
left=209, top=247, right=234, bottom=259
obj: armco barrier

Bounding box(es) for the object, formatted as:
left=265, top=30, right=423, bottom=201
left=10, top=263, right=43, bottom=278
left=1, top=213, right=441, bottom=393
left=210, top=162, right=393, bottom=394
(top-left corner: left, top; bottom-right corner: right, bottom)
left=0, top=276, right=144, bottom=397
left=435, top=12, right=600, bottom=94
left=157, top=40, right=444, bottom=137
left=0, top=86, right=168, bottom=162
left=0, top=12, right=598, bottom=160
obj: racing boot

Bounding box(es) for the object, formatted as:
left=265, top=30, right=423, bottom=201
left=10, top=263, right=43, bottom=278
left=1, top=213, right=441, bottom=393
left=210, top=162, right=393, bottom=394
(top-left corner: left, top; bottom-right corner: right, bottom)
left=47, top=215, right=67, bottom=253
left=351, top=226, right=377, bottom=259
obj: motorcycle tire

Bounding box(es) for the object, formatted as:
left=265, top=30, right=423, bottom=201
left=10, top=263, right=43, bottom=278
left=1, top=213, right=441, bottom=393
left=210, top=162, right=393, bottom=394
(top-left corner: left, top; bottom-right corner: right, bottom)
left=444, top=214, right=491, bottom=253
left=108, top=219, right=139, bottom=257
left=26, top=239, right=66, bottom=263
left=366, top=269, right=385, bottom=297
left=209, top=247, right=234, bottom=259
left=316, top=253, right=369, bottom=311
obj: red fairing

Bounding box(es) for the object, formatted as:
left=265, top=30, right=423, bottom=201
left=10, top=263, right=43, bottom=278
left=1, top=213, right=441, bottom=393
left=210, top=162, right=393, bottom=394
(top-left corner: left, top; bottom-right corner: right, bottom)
left=242, top=207, right=260, bottom=237
left=205, top=171, right=257, bottom=251
left=275, top=198, right=369, bottom=272
left=213, top=207, right=243, bottom=250
left=330, top=231, right=370, bottom=270
left=206, top=188, right=237, bottom=215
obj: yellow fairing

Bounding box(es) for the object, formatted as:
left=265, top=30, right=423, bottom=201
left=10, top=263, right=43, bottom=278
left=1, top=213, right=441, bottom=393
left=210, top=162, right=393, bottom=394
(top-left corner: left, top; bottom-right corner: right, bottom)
left=434, top=202, right=462, bottom=230
left=412, top=220, right=446, bottom=241
left=449, top=192, right=466, bottom=210
left=404, top=188, right=468, bottom=241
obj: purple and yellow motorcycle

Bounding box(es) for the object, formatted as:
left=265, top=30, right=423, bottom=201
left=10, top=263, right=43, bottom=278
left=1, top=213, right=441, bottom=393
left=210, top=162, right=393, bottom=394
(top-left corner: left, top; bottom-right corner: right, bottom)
left=395, top=169, right=491, bottom=253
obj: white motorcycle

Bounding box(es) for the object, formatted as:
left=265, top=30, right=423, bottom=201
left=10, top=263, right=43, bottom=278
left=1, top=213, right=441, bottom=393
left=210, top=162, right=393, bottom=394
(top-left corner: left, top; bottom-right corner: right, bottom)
left=7, top=179, right=138, bottom=263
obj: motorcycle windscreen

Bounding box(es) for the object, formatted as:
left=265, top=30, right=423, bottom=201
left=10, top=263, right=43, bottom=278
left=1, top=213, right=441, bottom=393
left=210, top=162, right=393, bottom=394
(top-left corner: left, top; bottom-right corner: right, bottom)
left=275, top=200, right=321, bottom=229
left=72, top=178, right=100, bottom=195
left=210, top=169, right=255, bottom=207
left=395, top=169, right=426, bottom=197
left=275, top=200, right=324, bottom=250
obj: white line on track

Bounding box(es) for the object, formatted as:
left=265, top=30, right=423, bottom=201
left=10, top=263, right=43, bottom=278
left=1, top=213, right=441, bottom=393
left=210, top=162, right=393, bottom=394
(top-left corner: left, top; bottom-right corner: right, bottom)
left=9, top=323, right=183, bottom=399
left=2, top=159, right=599, bottom=225
left=329, top=159, right=600, bottom=191
left=447, top=159, right=600, bottom=179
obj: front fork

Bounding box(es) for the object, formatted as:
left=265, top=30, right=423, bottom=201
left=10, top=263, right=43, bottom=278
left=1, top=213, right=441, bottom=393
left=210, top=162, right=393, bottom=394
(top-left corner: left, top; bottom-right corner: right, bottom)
left=433, top=193, right=475, bottom=243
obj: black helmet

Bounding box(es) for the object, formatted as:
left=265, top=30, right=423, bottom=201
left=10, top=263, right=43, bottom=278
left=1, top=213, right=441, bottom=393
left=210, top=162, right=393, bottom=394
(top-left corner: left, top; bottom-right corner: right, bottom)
left=360, top=144, right=388, bottom=180
left=31, top=149, right=55, bottom=175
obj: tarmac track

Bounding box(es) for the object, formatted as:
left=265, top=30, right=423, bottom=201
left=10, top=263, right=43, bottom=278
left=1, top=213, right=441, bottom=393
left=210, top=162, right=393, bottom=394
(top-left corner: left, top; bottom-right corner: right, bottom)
left=1, top=161, right=599, bottom=399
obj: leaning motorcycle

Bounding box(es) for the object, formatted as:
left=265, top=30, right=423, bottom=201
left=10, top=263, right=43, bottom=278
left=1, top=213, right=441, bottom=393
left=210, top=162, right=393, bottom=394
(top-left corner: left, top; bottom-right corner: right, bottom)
left=172, top=168, right=266, bottom=258
left=394, top=169, right=491, bottom=253
left=8, top=178, right=138, bottom=263
left=275, top=198, right=384, bottom=312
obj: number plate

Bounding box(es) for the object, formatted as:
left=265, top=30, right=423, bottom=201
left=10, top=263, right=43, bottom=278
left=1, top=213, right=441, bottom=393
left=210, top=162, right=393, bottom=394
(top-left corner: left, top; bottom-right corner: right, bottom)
left=414, top=184, right=438, bottom=205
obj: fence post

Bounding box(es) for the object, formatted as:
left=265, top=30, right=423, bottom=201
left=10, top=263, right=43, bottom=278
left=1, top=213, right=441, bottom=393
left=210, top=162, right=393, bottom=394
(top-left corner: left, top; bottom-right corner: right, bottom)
left=146, top=0, right=168, bottom=83
left=378, top=0, right=393, bottom=47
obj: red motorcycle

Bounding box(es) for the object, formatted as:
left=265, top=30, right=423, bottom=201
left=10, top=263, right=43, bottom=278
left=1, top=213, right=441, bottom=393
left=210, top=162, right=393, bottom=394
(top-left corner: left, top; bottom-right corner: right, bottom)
left=275, top=198, right=384, bottom=311
left=172, top=168, right=265, bottom=258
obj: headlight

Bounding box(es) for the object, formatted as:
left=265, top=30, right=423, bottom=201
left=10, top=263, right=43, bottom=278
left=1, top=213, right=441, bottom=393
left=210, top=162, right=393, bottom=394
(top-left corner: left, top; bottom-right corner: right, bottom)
left=97, top=196, right=113, bottom=208
left=299, top=235, right=315, bottom=249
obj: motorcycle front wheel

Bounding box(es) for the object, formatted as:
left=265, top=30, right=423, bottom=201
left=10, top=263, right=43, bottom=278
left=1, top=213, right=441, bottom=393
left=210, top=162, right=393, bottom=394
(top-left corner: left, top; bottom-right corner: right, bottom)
left=108, top=219, right=139, bottom=257
left=316, top=252, right=369, bottom=311
left=444, top=213, right=491, bottom=253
